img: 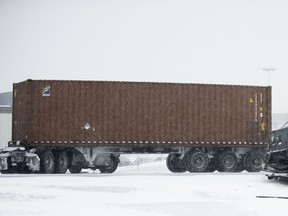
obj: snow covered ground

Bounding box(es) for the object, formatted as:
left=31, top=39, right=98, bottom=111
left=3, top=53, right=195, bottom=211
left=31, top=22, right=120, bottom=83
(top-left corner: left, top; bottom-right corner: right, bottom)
left=1, top=160, right=288, bottom=216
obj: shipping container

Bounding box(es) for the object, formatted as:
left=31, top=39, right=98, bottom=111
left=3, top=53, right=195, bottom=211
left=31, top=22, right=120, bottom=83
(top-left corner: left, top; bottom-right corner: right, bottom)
left=0, top=80, right=271, bottom=174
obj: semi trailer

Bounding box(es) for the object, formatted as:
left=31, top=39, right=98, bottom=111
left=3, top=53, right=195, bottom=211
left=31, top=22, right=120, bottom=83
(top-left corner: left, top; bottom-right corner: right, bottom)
left=0, top=80, right=271, bottom=174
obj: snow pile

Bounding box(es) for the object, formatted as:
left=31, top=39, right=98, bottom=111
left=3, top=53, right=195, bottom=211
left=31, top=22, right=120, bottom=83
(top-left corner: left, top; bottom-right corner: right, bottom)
left=119, top=154, right=166, bottom=167
left=1, top=160, right=288, bottom=216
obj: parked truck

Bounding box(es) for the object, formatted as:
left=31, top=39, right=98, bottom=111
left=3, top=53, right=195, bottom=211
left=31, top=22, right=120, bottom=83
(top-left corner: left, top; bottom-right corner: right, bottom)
left=0, top=80, right=271, bottom=174
left=263, top=125, right=288, bottom=179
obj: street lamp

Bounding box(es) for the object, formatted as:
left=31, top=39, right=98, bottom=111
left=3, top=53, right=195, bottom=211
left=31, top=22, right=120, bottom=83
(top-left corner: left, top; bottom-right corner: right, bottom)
left=263, top=67, right=276, bottom=86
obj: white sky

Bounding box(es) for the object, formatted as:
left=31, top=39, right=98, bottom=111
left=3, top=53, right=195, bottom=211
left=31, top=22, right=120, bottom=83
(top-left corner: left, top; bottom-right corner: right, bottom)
left=0, top=0, right=287, bottom=113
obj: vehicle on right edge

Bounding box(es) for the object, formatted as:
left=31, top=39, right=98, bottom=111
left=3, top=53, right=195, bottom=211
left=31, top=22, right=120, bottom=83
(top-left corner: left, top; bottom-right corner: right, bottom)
left=263, top=123, right=288, bottom=179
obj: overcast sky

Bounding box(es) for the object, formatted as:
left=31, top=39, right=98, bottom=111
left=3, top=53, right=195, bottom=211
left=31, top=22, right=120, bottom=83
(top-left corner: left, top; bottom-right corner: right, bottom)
left=0, top=0, right=287, bottom=113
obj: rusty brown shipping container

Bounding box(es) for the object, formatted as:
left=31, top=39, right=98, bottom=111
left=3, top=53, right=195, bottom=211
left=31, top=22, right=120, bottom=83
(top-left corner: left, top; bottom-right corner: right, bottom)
left=0, top=79, right=271, bottom=174
left=12, top=79, right=271, bottom=148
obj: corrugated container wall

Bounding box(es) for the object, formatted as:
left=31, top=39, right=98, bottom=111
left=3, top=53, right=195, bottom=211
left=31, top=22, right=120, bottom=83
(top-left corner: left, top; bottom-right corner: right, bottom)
left=12, top=80, right=271, bottom=148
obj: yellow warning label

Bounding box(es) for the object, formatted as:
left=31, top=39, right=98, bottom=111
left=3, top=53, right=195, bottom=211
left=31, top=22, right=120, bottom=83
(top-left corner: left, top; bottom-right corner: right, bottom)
left=249, top=98, right=254, bottom=103
left=260, top=122, right=265, bottom=131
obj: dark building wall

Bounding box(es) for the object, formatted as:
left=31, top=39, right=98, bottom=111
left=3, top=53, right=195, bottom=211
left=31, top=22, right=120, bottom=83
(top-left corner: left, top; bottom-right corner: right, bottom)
left=0, top=92, right=12, bottom=106
left=0, top=92, right=12, bottom=113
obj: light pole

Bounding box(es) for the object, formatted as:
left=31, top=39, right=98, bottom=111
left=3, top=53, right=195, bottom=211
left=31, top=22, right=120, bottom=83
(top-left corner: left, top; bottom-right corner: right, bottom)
left=263, top=67, right=276, bottom=86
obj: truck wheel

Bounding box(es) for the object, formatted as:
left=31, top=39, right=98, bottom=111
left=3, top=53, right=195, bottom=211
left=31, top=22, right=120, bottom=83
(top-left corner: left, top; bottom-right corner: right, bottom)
left=54, top=151, right=69, bottom=174
left=69, top=165, right=82, bottom=174
left=99, top=155, right=118, bottom=173
left=244, top=152, right=265, bottom=172
left=216, top=151, right=238, bottom=172
left=166, top=154, right=186, bottom=173
left=39, top=151, right=55, bottom=174
left=68, top=151, right=83, bottom=174
left=185, top=150, right=209, bottom=172
left=18, top=162, right=30, bottom=174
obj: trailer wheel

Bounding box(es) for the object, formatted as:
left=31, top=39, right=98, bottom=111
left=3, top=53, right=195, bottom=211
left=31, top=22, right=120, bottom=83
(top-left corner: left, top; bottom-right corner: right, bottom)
left=18, top=162, right=30, bottom=174
left=216, top=151, right=238, bottom=172
left=244, top=152, right=265, bottom=172
left=99, top=155, right=118, bottom=173
left=69, top=165, right=82, bottom=174
left=54, top=151, right=69, bottom=174
left=39, top=151, right=55, bottom=174
left=185, top=150, right=209, bottom=172
left=68, top=150, right=83, bottom=174
left=166, top=154, right=186, bottom=173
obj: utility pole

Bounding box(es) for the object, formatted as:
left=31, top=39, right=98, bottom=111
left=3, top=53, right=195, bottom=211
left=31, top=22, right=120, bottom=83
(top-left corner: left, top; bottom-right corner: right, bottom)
left=263, top=67, right=276, bottom=86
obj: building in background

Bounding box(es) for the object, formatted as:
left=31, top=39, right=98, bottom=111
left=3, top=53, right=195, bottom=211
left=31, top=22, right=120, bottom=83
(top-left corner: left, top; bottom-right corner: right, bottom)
left=0, top=92, right=12, bottom=149
left=272, top=113, right=288, bottom=130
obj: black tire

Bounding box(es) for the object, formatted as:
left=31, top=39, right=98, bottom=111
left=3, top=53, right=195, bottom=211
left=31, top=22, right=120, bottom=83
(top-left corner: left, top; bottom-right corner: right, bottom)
left=244, top=152, right=265, bottom=172
left=99, top=155, right=118, bottom=173
left=216, top=151, right=238, bottom=172
left=54, top=151, right=69, bottom=174
left=272, top=155, right=288, bottom=170
left=185, top=150, right=209, bottom=172
left=68, top=150, right=83, bottom=174
left=39, top=151, right=55, bottom=174
left=166, top=154, right=187, bottom=173
left=18, top=162, right=30, bottom=174
left=69, top=165, right=82, bottom=174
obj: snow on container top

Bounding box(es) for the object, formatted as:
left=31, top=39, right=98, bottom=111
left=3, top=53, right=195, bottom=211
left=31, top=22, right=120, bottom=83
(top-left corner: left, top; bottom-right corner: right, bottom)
left=12, top=80, right=271, bottom=148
